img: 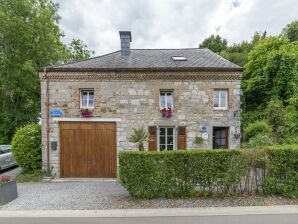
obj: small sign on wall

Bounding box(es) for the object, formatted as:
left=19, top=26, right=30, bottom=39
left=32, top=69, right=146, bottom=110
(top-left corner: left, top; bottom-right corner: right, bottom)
left=50, top=108, right=63, bottom=117
left=201, top=132, right=209, bottom=140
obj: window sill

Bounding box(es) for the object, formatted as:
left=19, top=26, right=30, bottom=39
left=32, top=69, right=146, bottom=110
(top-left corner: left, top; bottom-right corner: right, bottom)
left=213, top=107, right=228, bottom=111
left=80, top=108, right=94, bottom=111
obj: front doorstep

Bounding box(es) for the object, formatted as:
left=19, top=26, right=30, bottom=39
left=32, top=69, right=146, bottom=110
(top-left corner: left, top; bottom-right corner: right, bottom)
left=0, top=180, right=18, bottom=205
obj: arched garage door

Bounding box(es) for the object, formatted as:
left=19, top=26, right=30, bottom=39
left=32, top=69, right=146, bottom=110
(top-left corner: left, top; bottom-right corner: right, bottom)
left=59, top=122, right=116, bottom=178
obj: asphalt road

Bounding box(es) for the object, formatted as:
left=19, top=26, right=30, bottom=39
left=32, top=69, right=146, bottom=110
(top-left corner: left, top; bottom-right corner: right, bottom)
left=0, top=214, right=297, bottom=224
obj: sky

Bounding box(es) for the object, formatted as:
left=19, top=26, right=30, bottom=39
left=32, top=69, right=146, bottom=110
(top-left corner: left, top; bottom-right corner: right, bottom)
left=55, top=0, right=298, bottom=55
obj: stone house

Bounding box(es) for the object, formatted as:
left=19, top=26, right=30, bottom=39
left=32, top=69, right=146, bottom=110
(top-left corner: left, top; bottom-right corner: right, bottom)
left=40, top=31, right=243, bottom=178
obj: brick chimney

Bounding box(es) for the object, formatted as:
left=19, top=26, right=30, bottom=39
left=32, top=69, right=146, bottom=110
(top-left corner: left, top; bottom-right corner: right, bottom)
left=119, top=31, right=132, bottom=56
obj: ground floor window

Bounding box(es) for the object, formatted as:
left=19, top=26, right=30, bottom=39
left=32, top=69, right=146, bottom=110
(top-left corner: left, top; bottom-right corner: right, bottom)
left=159, top=127, right=175, bottom=151
left=213, top=127, right=229, bottom=149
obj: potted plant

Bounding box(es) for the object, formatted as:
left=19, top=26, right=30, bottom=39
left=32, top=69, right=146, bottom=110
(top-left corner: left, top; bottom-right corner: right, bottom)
left=81, top=108, right=92, bottom=117
left=0, top=175, right=18, bottom=205
left=160, top=107, right=172, bottom=118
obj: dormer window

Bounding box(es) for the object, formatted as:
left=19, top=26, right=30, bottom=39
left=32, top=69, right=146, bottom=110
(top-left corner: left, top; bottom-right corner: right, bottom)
left=171, top=56, right=187, bottom=61
left=80, top=90, right=94, bottom=109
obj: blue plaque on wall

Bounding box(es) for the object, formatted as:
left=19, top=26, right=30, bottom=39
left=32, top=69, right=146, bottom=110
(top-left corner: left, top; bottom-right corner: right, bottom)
left=50, top=108, right=63, bottom=117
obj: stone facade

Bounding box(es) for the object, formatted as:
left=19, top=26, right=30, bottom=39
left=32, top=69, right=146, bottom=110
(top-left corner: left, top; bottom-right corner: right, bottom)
left=40, top=71, right=242, bottom=177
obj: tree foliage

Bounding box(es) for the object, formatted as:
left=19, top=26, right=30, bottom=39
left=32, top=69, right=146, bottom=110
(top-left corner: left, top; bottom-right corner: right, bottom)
left=241, top=36, right=298, bottom=143
left=64, top=38, right=95, bottom=63
left=11, top=123, right=41, bottom=172
left=282, top=20, right=298, bottom=42
left=0, top=0, right=94, bottom=143
left=199, top=34, right=227, bottom=53
left=220, top=32, right=266, bottom=66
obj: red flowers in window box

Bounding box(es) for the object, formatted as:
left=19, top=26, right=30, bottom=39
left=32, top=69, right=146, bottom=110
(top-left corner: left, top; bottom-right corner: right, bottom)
left=80, top=108, right=92, bottom=117
left=160, top=107, right=172, bottom=118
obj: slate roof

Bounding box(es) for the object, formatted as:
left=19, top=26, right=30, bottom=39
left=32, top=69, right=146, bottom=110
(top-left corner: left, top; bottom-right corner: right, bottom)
left=46, top=48, right=242, bottom=72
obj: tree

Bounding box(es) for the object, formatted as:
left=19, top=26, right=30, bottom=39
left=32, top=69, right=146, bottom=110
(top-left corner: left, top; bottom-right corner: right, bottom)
left=282, top=20, right=298, bottom=42
left=65, top=39, right=95, bottom=63
left=220, top=32, right=266, bottom=66
left=241, top=36, right=298, bottom=137
left=129, top=126, right=149, bottom=151
left=0, top=0, right=94, bottom=143
left=199, top=34, right=227, bottom=53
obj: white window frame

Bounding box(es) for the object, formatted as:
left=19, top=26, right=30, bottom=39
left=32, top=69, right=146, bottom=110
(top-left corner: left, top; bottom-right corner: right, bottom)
left=80, top=89, right=94, bottom=109
left=159, top=91, right=174, bottom=109
left=213, top=89, right=228, bottom=110
left=157, top=126, right=177, bottom=151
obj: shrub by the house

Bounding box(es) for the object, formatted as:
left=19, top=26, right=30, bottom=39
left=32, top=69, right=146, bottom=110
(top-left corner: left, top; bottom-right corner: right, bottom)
left=243, top=120, right=272, bottom=141
left=119, top=146, right=298, bottom=198
left=11, top=123, right=42, bottom=173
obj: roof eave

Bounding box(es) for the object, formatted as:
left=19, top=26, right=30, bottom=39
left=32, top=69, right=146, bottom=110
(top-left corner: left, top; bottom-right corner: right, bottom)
left=38, top=67, right=243, bottom=73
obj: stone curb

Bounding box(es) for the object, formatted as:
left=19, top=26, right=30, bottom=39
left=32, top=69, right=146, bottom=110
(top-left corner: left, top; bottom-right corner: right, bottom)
left=0, top=206, right=297, bottom=218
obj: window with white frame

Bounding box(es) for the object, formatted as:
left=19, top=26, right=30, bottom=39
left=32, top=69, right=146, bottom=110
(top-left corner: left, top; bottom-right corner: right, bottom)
left=80, top=90, right=94, bottom=109
left=159, top=127, right=176, bottom=151
left=213, top=90, right=228, bottom=109
left=160, top=91, right=173, bottom=109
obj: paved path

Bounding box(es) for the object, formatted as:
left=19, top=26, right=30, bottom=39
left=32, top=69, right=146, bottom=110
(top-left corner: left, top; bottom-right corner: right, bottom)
left=1, top=215, right=297, bottom=224
left=0, top=206, right=297, bottom=224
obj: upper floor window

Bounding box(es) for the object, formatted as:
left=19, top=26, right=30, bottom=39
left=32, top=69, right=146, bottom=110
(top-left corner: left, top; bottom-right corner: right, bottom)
left=160, top=91, right=173, bottom=109
left=213, top=90, right=228, bottom=109
left=80, top=90, right=94, bottom=109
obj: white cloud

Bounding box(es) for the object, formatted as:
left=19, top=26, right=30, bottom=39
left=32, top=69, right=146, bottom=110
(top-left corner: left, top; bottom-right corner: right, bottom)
left=54, top=0, right=298, bottom=55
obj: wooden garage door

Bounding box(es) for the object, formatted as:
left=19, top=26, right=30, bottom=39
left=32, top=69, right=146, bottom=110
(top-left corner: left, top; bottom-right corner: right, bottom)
left=60, top=122, right=116, bottom=178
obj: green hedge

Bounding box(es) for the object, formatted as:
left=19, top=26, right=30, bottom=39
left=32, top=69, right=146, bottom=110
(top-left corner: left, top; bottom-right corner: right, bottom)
left=118, top=146, right=298, bottom=198
left=262, top=145, right=298, bottom=197
left=119, top=150, right=248, bottom=198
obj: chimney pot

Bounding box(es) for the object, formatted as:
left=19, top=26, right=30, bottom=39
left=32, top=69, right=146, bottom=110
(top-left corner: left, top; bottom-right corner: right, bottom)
left=119, top=31, right=132, bottom=56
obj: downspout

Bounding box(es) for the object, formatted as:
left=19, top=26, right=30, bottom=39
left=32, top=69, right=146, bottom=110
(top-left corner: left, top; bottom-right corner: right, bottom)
left=43, top=68, right=50, bottom=175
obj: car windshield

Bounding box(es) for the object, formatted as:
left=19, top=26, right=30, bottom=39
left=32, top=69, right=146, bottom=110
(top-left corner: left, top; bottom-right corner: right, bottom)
left=0, top=145, right=11, bottom=154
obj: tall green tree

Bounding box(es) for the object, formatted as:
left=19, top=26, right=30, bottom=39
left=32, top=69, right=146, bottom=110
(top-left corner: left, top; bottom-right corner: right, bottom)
left=0, top=0, right=94, bottom=143
left=65, top=39, right=95, bottom=63
left=199, top=34, right=228, bottom=53
left=241, top=36, right=298, bottom=135
left=282, top=20, right=298, bottom=42
left=220, top=32, right=266, bottom=66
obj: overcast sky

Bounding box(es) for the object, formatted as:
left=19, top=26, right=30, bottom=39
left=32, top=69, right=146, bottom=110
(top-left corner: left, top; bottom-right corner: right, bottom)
left=55, top=0, right=298, bottom=55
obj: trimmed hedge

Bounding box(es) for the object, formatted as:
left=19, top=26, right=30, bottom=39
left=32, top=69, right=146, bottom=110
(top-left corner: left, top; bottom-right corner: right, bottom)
left=11, top=123, right=42, bottom=173
left=118, top=146, right=298, bottom=198
left=262, top=145, right=298, bottom=197
left=119, top=150, right=248, bottom=198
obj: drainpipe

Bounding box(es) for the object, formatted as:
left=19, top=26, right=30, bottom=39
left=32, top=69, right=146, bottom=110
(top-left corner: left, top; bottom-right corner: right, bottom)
left=43, top=68, right=50, bottom=175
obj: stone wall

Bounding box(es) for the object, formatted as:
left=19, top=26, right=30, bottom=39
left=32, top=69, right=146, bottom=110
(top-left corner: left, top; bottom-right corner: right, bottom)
left=40, top=71, right=242, bottom=176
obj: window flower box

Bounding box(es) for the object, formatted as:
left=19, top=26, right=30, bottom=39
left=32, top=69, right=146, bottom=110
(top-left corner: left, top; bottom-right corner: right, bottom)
left=0, top=176, right=18, bottom=205
left=80, top=108, right=92, bottom=117
left=160, top=107, right=172, bottom=118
